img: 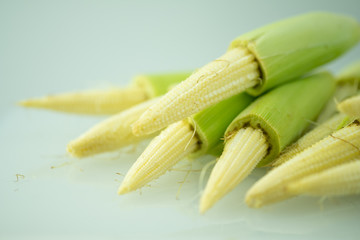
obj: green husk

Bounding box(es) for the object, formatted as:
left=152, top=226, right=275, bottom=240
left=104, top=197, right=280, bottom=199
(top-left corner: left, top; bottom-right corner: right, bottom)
left=229, top=12, right=360, bottom=96
left=188, top=93, right=254, bottom=157
left=134, top=72, right=192, bottom=98
left=225, top=72, right=335, bottom=167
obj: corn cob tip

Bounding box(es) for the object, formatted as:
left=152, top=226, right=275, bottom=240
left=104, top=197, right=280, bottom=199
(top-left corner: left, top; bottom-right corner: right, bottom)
left=199, top=192, right=217, bottom=214
left=117, top=184, right=133, bottom=195
left=17, top=87, right=149, bottom=115
left=66, top=140, right=83, bottom=158
left=131, top=120, right=147, bottom=137
left=199, top=127, right=268, bottom=212
left=120, top=121, right=199, bottom=194
left=245, top=193, right=264, bottom=208
left=18, top=99, right=34, bottom=107
left=18, top=98, right=51, bottom=108
left=245, top=189, right=273, bottom=208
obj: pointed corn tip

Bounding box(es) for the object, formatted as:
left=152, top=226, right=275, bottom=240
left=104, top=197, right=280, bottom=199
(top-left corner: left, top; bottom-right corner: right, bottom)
left=199, top=197, right=214, bottom=214
left=131, top=122, right=143, bottom=137
left=245, top=193, right=263, bottom=208
left=117, top=184, right=132, bottom=195
left=199, top=188, right=221, bottom=214
left=66, top=140, right=86, bottom=158
left=18, top=99, right=37, bottom=107
left=131, top=115, right=158, bottom=136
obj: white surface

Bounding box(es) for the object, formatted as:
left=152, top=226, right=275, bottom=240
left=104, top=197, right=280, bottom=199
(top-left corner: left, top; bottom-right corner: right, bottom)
left=1, top=0, right=360, bottom=239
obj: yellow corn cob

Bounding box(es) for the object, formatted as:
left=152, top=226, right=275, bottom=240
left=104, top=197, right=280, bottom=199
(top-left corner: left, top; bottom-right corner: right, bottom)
left=200, top=127, right=268, bottom=213
left=272, top=113, right=346, bottom=167
left=118, top=120, right=199, bottom=194
left=67, top=98, right=159, bottom=158
left=338, top=95, right=360, bottom=119
left=19, top=87, right=147, bottom=115
left=287, top=160, right=360, bottom=197
left=132, top=47, right=260, bottom=136
left=246, top=123, right=360, bottom=208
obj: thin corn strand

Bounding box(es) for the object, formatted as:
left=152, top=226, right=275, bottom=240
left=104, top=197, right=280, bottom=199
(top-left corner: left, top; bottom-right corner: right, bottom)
left=19, top=87, right=147, bottom=115
left=246, top=124, right=360, bottom=208
left=118, top=120, right=199, bottom=194
left=132, top=47, right=260, bottom=136
left=272, top=113, right=346, bottom=167
left=200, top=127, right=268, bottom=213
left=338, top=95, right=360, bottom=119
left=287, top=159, right=360, bottom=196
left=67, top=98, right=159, bottom=158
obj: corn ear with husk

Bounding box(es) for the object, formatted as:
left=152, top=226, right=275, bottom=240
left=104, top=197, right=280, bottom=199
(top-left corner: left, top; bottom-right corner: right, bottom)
left=67, top=98, right=160, bottom=158
left=118, top=93, right=254, bottom=194
left=276, top=61, right=360, bottom=167
left=246, top=121, right=360, bottom=208
left=287, top=160, right=360, bottom=197
left=19, top=72, right=191, bottom=115
left=200, top=72, right=335, bottom=213
left=226, top=72, right=335, bottom=167
left=132, top=12, right=360, bottom=136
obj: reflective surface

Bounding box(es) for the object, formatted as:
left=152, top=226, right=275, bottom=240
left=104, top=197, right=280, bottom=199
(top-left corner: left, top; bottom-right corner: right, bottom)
left=1, top=0, right=360, bottom=239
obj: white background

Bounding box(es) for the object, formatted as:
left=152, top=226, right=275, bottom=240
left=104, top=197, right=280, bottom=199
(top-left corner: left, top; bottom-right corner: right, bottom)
left=1, top=0, right=360, bottom=239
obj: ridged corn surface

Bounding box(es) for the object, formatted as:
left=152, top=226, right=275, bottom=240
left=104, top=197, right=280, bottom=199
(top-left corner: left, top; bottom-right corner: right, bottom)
left=132, top=47, right=260, bottom=136
left=19, top=87, right=147, bottom=115
left=287, top=160, right=360, bottom=196
left=200, top=127, right=268, bottom=213
left=118, top=120, right=199, bottom=194
left=246, top=124, right=360, bottom=208
left=272, top=113, right=346, bottom=167
left=338, top=94, right=360, bottom=118
left=67, top=98, right=159, bottom=158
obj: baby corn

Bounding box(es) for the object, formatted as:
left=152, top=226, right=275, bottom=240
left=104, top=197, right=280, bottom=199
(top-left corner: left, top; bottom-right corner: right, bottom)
left=132, top=12, right=360, bottom=136
left=118, top=93, right=254, bottom=194
left=67, top=98, right=159, bottom=158
left=132, top=48, right=259, bottom=135
left=19, top=72, right=191, bottom=115
left=338, top=94, right=360, bottom=119
left=246, top=123, right=360, bottom=208
left=272, top=113, right=347, bottom=167
left=19, top=87, right=147, bottom=115
left=118, top=120, right=199, bottom=194
left=287, top=160, right=360, bottom=197
left=200, top=127, right=267, bottom=213
left=200, top=72, right=334, bottom=212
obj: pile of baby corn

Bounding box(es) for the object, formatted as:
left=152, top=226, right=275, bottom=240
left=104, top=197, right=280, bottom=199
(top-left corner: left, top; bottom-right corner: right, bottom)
left=21, top=12, right=360, bottom=213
